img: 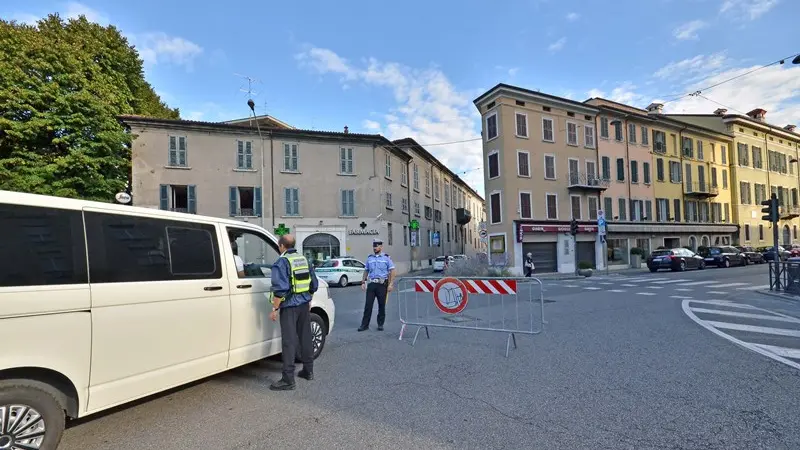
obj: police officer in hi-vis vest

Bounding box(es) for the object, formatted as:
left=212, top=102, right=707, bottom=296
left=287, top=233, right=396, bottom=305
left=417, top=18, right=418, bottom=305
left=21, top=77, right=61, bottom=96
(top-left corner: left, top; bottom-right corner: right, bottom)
left=269, top=234, right=318, bottom=391
left=358, top=238, right=396, bottom=332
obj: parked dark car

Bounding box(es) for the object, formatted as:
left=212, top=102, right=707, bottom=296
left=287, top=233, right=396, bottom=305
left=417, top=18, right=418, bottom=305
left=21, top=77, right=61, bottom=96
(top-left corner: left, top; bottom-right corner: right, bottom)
left=647, top=248, right=706, bottom=272
left=761, top=246, right=790, bottom=261
left=701, top=246, right=746, bottom=268
left=736, top=246, right=764, bottom=264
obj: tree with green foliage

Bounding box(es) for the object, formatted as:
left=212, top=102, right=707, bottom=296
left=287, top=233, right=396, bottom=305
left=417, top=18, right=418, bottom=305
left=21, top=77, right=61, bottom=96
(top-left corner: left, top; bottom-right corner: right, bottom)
left=0, top=14, right=179, bottom=201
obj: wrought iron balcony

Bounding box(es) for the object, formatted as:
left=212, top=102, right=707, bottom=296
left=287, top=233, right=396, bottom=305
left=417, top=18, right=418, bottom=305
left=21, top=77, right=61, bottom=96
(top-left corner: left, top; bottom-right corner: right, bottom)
left=683, top=182, right=718, bottom=198
left=567, top=172, right=609, bottom=191
left=780, top=205, right=800, bottom=219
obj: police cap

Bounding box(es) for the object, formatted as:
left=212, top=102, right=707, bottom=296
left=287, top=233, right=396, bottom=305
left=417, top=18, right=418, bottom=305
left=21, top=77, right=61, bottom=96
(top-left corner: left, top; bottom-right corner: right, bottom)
left=373, top=238, right=383, bottom=246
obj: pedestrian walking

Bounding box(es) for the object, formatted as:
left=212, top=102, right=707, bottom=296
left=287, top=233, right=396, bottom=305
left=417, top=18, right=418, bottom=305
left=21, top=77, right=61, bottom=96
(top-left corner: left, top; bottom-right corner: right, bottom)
left=358, top=238, right=396, bottom=332
left=268, top=234, right=318, bottom=391
left=524, top=252, right=535, bottom=277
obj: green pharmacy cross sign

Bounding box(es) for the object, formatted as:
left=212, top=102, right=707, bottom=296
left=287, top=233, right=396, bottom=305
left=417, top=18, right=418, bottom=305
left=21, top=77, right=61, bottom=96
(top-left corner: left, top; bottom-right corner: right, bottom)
left=409, top=219, right=420, bottom=231
left=274, top=223, right=290, bottom=236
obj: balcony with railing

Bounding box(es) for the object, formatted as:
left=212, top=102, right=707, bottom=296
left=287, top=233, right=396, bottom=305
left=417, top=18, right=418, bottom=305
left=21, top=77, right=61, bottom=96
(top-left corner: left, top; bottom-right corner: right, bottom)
left=567, top=172, right=609, bottom=191
left=780, top=205, right=800, bottom=219
left=683, top=181, right=718, bottom=198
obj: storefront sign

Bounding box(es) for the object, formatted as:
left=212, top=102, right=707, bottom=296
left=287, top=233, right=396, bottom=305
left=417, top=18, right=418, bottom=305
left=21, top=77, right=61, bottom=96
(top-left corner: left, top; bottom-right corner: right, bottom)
left=518, top=224, right=598, bottom=234
left=348, top=229, right=379, bottom=236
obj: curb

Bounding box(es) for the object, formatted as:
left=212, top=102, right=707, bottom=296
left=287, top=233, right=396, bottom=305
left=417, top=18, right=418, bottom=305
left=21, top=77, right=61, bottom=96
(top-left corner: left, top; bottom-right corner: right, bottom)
left=756, top=289, right=800, bottom=303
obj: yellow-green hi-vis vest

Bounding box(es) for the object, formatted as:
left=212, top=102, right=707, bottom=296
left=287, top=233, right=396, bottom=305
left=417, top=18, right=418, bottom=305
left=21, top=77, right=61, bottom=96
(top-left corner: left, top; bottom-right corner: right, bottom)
left=285, top=253, right=312, bottom=295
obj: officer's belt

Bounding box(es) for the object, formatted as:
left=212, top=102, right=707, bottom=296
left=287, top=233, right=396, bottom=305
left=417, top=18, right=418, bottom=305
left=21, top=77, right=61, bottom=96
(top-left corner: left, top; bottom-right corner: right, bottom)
left=369, top=278, right=387, bottom=284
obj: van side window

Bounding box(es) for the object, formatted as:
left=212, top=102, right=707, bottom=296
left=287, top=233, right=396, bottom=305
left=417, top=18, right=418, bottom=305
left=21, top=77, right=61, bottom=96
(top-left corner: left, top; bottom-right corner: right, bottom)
left=226, top=227, right=280, bottom=278
left=0, top=204, right=87, bottom=287
left=85, top=212, right=222, bottom=283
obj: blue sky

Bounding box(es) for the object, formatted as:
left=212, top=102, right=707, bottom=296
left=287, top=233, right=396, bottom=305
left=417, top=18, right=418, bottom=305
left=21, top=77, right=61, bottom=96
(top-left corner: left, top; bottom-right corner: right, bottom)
left=6, top=0, right=800, bottom=195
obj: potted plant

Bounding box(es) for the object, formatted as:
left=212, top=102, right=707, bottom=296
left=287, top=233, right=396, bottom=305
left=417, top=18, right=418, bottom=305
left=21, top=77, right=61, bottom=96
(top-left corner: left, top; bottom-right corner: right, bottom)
left=630, top=247, right=644, bottom=268
left=577, top=260, right=594, bottom=277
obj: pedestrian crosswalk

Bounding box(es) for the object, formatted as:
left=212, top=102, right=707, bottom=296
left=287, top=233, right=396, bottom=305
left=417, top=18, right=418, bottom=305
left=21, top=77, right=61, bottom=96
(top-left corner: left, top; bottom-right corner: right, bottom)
left=682, top=299, right=800, bottom=370
left=554, top=275, right=770, bottom=296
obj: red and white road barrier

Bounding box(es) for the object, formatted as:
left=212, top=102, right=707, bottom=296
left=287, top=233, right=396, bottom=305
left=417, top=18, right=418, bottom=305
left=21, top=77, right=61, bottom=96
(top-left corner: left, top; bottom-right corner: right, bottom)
left=414, top=278, right=517, bottom=295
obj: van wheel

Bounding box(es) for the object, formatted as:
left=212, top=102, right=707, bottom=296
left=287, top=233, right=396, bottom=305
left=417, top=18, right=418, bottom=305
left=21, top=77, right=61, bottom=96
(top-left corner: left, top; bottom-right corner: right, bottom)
left=0, top=380, right=65, bottom=450
left=310, top=313, right=327, bottom=359
left=338, top=275, right=348, bottom=288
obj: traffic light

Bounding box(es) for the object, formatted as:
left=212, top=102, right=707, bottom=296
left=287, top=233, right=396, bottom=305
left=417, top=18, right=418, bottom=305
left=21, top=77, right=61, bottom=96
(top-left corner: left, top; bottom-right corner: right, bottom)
left=570, top=218, right=578, bottom=236
left=761, top=195, right=778, bottom=223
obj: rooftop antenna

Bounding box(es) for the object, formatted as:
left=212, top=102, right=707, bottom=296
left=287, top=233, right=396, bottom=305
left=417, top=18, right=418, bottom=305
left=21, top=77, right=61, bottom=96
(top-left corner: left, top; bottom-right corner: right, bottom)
left=234, top=73, right=261, bottom=100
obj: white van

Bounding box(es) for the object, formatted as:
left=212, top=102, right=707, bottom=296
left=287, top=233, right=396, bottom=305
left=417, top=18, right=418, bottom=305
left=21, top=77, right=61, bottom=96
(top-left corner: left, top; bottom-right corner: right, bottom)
left=0, top=190, right=335, bottom=449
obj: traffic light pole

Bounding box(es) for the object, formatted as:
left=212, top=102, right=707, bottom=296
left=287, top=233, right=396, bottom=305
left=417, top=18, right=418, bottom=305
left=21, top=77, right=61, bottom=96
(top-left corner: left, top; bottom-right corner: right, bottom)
left=570, top=218, right=578, bottom=275
left=762, top=193, right=781, bottom=288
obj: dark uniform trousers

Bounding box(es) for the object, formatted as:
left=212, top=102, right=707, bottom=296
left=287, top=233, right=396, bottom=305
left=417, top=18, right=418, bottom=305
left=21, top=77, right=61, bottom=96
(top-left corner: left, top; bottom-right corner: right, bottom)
left=361, top=282, right=388, bottom=328
left=279, top=302, right=313, bottom=381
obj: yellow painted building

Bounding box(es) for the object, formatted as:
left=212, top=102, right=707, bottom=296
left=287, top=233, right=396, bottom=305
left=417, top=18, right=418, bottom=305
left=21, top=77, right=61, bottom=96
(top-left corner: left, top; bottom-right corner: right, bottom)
left=666, top=108, right=800, bottom=247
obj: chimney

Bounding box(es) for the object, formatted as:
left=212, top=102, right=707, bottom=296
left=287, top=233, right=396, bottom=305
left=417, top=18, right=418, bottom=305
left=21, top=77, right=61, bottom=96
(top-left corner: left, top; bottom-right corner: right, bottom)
left=785, top=124, right=798, bottom=132
left=746, top=108, right=767, bottom=121
left=713, top=108, right=727, bottom=116
left=344, top=125, right=349, bottom=134
left=646, top=103, right=664, bottom=115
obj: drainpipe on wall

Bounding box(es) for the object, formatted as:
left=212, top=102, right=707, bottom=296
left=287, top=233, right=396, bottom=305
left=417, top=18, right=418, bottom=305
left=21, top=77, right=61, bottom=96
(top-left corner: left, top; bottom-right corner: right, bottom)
left=269, top=133, right=275, bottom=228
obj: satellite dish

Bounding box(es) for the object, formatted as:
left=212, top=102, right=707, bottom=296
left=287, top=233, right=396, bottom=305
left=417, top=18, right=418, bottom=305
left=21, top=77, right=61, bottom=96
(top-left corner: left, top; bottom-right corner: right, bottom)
left=115, top=192, right=132, bottom=204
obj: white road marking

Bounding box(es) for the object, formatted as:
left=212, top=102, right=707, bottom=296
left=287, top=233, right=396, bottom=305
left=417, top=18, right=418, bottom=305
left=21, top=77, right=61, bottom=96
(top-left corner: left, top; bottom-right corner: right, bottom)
left=752, top=344, right=800, bottom=359
left=584, top=287, right=602, bottom=290
left=637, top=292, right=656, bottom=296
left=681, top=281, right=721, bottom=286
left=652, top=279, right=690, bottom=284
left=621, top=284, right=636, bottom=287
left=599, top=282, right=613, bottom=285
left=705, top=321, right=800, bottom=338
left=687, top=300, right=754, bottom=309
left=682, top=300, right=800, bottom=371
left=563, top=285, right=579, bottom=288
left=609, top=289, right=625, bottom=293
left=646, top=286, right=662, bottom=289
left=624, top=279, right=654, bottom=283
left=670, top=295, right=693, bottom=299
left=736, top=284, right=770, bottom=291
left=707, top=291, right=727, bottom=295
left=709, top=282, right=749, bottom=288
left=689, top=307, right=800, bottom=324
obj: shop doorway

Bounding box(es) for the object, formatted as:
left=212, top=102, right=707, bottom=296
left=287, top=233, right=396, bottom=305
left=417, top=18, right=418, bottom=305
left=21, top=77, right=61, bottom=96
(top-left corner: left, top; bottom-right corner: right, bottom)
left=302, top=233, right=341, bottom=266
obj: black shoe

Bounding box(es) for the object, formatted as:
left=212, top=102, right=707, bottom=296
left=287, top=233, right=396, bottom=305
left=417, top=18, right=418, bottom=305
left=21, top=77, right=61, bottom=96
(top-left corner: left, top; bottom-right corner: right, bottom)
left=269, top=378, right=296, bottom=391
left=358, top=326, right=368, bottom=332
left=298, top=370, right=314, bottom=381
left=377, top=325, right=384, bottom=331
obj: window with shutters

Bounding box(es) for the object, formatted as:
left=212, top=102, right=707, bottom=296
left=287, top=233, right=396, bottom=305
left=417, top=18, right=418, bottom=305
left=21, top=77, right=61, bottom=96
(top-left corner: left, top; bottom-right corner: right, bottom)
left=401, top=164, right=408, bottom=186
left=519, top=192, right=532, bottom=219
left=722, top=169, right=728, bottom=189
left=515, top=113, right=528, bottom=137
left=283, top=143, right=298, bottom=172
left=643, top=162, right=651, bottom=184
left=237, top=140, right=253, bottom=169
left=386, top=192, right=393, bottom=209
left=604, top=197, right=613, bottom=219
left=630, top=161, right=639, bottom=183
left=711, top=167, right=718, bottom=187
left=752, top=146, right=763, bottom=169
left=490, top=192, right=502, bottom=224
left=673, top=199, right=681, bottom=222
left=229, top=186, right=262, bottom=217
left=616, top=158, right=625, bottom=181
left=628, top=123, right=637, bottom=143
left=542, top=117, right=555, bottom=142
left=567, top=122, right=578, bottom=146
left=284, top=187, right=300, bottom=216
left=656, top=158, right=664, bottom=181
left=584, top=123, right=596, bottom=148
left=339, top=147, right=354, bottom=174
left=341, top=189, right=355, bottom=217
left=601, top=156, right=611, bottom=180
left=617, top=198, right=627, bottom=221
left=613, top=121, right=623, bottom=141
left=600, top=117, right=609, bottom=138
left=412, top=164, right=419, bottom=191
left=652, top=130, right=666, bottom=153
left=401, top=197, right=409, bottom=213
left=739, top=182, right=751, bottom=205
left=696, top=140, right=704, bottom=160
left=159, top=184, right=196, bottom=214
left=570, top=196, right=582, bottom=219
left=588, top=197, right=599, bottom=220
left=641, top=127, right=649, bottom=145
left=682, top=137, right=693, bottom=158
left=544, top=154, right=556, bottom=179
left=546, top=194, right=558, bottom=219
left=385, top=152, right=392, bottom=178
left=168, top=135, right=188, bottom=167
left=656, top=198, right=669, bottom=222
left=517, top=151, right=530, bottom=177
left=737, top=143, right=749, bottom=166
left=486, top=113, right=498, bottom=140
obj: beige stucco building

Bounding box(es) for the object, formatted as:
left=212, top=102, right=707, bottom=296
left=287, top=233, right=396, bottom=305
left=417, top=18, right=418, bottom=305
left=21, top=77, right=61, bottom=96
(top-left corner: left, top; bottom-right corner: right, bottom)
left=120, top=115, right=485, bottom=274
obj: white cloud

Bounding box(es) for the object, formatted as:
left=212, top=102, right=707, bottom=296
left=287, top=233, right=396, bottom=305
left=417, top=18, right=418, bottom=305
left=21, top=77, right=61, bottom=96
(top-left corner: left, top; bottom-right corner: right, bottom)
left=662, top=64, right=800, bottom=126
left=673, top=20, right=707, bottom=40
left=566, top=12, right=580, bottom=21
left=548, top=37, right=566, bottom=53
left=295, top=46, right=484, bottom=194
left=362, top=119, right=381, bottom=131
left=720, top=0, right=779, bottom=20
left=64, top=1, right=109, bottom=24
left=132, top=32, right=204, bottom=70
left=653, top=52, right=728, bottom=80
left=586, top=82, right=647, bottom=106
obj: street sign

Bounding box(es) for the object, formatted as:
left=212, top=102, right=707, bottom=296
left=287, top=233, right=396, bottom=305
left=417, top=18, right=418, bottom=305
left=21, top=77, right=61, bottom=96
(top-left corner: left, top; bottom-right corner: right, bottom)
left=479, top=229, right=487, bottom=239
left=433, top=277, right=469, bottom=314
left=597, top=209, right=606, bottom=236
left=410, top=230, right=418, bottom=247
left=479, top=221, right=487, bottom=230
left=432, top=231, right=441, bottom=247
left=274, top=223, right=290, bottom=236
left=409, top=219, right=420, bottom=230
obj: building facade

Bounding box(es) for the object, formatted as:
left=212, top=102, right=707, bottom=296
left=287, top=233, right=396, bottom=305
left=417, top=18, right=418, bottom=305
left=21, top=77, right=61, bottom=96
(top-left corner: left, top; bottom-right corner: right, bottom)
left=665, top=109, right=800, bottom=247
left=473, top=84, right=607, bottom=275
left=120, top=116, right=485, bottom=274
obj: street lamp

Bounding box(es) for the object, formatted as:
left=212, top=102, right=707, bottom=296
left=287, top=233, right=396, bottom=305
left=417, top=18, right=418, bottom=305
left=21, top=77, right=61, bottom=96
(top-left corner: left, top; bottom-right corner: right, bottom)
left=248, top=99, right=269, bottom=229
left=793, top=55, right=800, bottom=65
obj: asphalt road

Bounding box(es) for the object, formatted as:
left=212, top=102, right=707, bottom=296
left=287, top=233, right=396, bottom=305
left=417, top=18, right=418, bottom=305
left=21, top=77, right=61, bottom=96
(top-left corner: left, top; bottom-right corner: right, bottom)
left=60, top=265, right=800, bottom=449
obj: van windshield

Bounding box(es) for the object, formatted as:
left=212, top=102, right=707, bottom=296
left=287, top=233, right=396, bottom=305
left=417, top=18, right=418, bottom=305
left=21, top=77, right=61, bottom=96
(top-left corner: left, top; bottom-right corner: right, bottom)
left=435, top=256, right=446, bottom=261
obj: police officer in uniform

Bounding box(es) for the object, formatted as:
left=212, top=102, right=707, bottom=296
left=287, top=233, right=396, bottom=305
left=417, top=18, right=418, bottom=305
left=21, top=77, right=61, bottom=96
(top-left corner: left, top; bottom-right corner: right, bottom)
left=269, top=234, right=318, bottom=391
left=358, top=238, right=396, bottom=332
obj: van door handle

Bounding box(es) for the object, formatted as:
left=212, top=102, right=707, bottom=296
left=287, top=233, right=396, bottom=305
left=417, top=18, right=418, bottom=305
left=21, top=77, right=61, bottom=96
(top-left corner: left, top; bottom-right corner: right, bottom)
left=204, top=286, right=223, bottom=291
left=236, top=284, right=252, bottom=289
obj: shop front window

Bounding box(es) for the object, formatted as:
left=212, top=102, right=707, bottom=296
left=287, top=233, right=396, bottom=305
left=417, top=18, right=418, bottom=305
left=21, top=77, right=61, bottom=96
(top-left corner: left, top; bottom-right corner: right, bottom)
left=635, top=238, right=651, bottom=258
left=607, top=238, right=629, bottom=265
left=302, top=233, right=341, bottom=266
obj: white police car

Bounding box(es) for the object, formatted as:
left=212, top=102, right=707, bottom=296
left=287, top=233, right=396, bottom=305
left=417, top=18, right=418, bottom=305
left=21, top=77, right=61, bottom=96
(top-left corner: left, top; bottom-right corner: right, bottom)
left=314, top=257, right=367, bottom=287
